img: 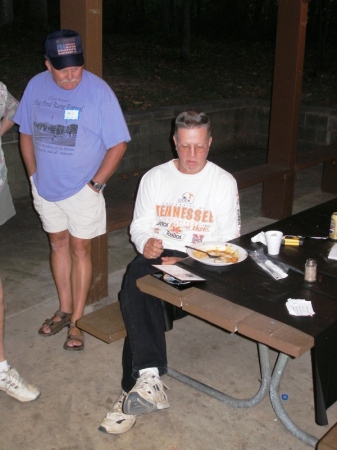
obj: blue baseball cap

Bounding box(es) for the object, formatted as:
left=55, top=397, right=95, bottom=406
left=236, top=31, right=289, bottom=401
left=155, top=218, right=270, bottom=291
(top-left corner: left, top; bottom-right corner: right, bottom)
left=45, top=29, right=84, bottom=70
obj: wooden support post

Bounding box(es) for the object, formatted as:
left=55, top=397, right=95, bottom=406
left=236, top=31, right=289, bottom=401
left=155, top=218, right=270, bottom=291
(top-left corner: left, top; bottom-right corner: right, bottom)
left=86, top=231, right=108, bottom=305
left=60, top=0, right=102, bottom=77
left=60, top=0, right=106, bottom=304
left=322, top=160, right=337, bottom=193
left=317, top=422, right=337, bottom=449
left=262, top=0, right=308, bottom=219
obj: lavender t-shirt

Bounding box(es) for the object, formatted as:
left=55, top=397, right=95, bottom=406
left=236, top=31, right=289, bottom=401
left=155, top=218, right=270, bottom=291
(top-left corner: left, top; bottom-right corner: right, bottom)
left=14, top=70, right=130, bottom=201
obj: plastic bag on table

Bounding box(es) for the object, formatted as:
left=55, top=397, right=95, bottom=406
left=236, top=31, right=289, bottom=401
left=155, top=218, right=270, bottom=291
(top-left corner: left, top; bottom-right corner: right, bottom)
left=250, top=247, right=288, bottom=280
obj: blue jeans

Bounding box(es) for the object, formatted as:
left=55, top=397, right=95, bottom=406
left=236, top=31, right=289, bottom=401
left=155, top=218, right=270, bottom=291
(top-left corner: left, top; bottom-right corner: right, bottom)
left=120, top=250, right=187, bottom=392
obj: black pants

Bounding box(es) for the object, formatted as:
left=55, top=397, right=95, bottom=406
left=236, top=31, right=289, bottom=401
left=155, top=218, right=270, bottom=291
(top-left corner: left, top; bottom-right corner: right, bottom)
left=120, top=250, right=187, bottom=392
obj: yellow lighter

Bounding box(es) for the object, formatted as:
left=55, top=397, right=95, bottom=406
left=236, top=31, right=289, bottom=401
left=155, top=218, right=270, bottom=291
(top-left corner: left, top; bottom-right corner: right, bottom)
left=282, top=235, right=304, bottom=246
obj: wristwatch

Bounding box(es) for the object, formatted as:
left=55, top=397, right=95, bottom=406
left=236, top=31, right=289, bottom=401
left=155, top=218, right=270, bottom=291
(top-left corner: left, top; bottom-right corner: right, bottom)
left=89, top=180, right=103, bottom=192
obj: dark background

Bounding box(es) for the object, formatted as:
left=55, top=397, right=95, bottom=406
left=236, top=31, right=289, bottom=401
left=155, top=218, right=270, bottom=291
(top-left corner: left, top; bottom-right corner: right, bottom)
left=1, top=0, right=336, bottom=111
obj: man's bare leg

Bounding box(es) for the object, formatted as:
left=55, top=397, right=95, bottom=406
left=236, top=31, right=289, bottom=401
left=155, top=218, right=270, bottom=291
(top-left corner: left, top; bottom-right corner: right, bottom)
left=65, top=235, right=92, bottom=348
left=40, top=232, right=92, bottom=347
left=40, top=230, right=73, bottom=334
left=0, top=280, right=5, bottom=362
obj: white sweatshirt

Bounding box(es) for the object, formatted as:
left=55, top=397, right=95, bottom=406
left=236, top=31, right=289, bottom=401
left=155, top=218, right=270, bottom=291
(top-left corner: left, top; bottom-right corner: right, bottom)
left=130, top=160, right=241, bottom=254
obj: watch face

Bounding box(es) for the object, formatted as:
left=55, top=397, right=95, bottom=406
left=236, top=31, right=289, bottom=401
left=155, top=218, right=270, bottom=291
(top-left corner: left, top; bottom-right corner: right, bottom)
left=90, top=180, right=102, bottom=191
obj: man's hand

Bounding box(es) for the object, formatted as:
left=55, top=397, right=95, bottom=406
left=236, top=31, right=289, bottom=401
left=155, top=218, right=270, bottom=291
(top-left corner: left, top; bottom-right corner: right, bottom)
left=143, top=238, right=164, bottom=259
left=87, top=182, right=100, bottom=192
left=161, top=256, right=185, bottom=265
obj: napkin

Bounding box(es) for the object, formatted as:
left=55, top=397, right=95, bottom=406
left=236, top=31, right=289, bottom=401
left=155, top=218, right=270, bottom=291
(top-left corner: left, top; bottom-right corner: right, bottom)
left=328, top=243, right=337, bottom=260
left=251, top=231, right=267, bottom=245
left=286, top=299, right=315, bottom=316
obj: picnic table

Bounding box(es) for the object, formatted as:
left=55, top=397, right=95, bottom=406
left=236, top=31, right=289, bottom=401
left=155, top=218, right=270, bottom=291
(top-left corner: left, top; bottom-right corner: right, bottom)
left=136, top=198, right=337, bottom=447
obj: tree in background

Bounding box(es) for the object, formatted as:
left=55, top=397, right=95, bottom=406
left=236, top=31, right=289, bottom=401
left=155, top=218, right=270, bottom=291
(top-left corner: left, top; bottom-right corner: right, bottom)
left=0, top=0, right=13, bottom=28
left=1, top=0, right=336, bottom=65
left=1, top=0, right=48, bottom=30
left=307, top=0, right=337, bottom=69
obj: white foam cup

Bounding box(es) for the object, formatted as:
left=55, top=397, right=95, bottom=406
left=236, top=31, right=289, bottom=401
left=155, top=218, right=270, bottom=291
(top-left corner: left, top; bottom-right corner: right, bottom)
left=265, top=230, right=283, bottom=255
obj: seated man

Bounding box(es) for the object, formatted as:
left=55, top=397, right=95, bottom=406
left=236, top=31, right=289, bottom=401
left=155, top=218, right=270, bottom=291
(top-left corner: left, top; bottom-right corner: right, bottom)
left=99, top=111, right=241, bottom=434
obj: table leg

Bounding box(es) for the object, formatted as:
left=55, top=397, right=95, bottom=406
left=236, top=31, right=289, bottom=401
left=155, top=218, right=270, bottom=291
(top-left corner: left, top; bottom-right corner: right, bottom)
left=269, top=352, right=318, bottom=447
left=167, top=343, right=271, bottom=408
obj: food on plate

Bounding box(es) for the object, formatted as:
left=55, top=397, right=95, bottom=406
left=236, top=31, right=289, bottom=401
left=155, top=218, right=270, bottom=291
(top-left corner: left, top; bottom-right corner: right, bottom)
left=192, top=245, right=239, bottom=263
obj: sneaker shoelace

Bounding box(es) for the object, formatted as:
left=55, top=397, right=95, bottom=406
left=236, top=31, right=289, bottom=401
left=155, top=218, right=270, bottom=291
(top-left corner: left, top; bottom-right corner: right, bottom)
left=134, top=373, right=168, bottom=397
left=107, top=394, right=133, bottom=419
left=113, top=396, right=124, bottom=414
left=1, top=367, right=29, bottom=390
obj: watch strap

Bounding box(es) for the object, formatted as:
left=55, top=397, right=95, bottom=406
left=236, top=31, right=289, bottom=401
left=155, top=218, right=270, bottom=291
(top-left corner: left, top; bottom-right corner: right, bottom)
left=89, top=180, right=103, bottom=191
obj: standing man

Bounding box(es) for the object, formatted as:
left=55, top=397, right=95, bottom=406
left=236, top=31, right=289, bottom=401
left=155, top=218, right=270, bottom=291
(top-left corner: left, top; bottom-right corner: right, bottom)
left=99, top=111, right=240, bottom=434
left=0, top=81, right=16, bottom=225
left=0, top=82, right=40, bottom=401
left=14, top=30, right=130, bottom=351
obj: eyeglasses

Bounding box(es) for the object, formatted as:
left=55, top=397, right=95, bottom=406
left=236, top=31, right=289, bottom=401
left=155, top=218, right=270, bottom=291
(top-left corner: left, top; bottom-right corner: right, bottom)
left=177, top=144, right=209, bottom=153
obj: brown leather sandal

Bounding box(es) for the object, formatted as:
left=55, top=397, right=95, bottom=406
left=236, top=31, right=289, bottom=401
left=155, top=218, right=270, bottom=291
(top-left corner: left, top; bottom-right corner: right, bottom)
left=63, top=322, right=85, bottom=351
left=38, top=310, right=72, bottom=337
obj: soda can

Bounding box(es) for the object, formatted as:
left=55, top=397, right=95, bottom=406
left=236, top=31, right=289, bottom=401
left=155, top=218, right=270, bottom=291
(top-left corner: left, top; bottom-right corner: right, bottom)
left=329, top=212, right=337, bottom=241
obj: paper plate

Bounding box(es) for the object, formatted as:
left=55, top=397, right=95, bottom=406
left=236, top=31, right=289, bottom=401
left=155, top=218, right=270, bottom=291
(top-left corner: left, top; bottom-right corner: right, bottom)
left=186, top=241, right=248, bottom=266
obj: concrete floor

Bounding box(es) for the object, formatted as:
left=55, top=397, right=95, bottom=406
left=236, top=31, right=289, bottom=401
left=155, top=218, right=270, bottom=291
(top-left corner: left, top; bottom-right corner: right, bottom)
left=1, top=165, right=337, bottom=450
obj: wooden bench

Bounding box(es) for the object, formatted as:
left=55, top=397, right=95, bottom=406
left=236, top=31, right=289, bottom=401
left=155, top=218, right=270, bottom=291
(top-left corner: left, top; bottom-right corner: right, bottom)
left=86, top=203, right=135, bottom=304
left=317, top=422, right=337, bottom=450
left=80, top=271, right=315, bottom=357
left=232, top=143, right=337, bottom=219
left=232, top=143, right=337, bottom=192
left=296, top=143, right=337, bottom=193
left=295, top=143, right=337, bottom=171
left=106, top=203, right=134, bottom=233
left=77, top=301, right=126, bottom=343
left=233, top=163, right=289, bottom=190
left=136, top=275, right=314, bottom=357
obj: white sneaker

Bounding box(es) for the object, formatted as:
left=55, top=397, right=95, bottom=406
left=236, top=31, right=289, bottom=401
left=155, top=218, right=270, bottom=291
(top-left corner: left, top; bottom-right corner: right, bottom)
left=0, top=366, right=40, bottom=402
left=123, top=372, right=169, bottom=415
left=98, top=391, right=136, bottom=434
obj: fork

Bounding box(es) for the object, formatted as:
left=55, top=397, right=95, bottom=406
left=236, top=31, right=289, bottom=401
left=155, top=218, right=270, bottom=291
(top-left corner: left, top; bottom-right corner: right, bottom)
left=185, top=245, right=221, bottom=258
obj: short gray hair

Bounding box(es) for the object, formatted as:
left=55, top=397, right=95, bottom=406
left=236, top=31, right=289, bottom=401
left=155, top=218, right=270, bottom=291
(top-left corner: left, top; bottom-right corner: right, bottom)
left=174, top=111, right=211, bottom=137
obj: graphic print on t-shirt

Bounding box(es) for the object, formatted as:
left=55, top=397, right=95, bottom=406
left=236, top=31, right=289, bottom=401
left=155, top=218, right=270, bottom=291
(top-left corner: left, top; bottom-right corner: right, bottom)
left=32, top=95, right=83, bottom=154
left=34, top=121, right=78, bottom=147
left=155, top=191, right=213, bottom=244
